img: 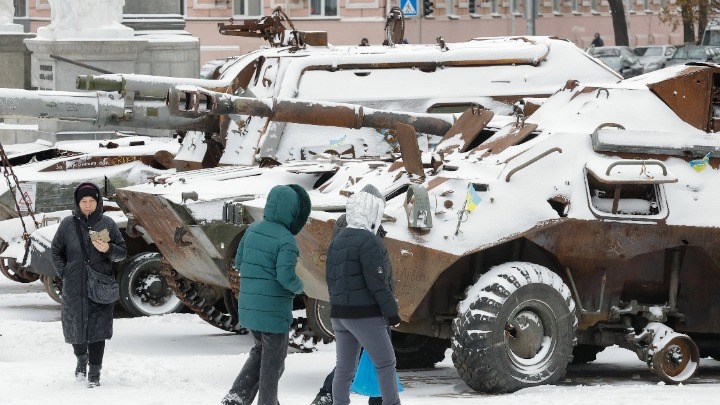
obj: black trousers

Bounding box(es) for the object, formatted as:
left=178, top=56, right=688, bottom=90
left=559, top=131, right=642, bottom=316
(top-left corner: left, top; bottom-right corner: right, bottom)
left=224, top=330, right=288, bottom=405
left=72, top=341, right=106, bottom=365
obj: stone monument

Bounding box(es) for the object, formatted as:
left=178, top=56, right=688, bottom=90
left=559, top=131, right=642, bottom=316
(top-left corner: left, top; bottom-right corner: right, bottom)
left=0, top=0, right=22, bottom=32
left=37, top=0, right=133, bottom=40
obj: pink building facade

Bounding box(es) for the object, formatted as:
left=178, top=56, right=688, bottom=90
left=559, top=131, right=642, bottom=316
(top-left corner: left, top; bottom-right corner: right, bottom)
left=14, top=0, right=682, bottom=64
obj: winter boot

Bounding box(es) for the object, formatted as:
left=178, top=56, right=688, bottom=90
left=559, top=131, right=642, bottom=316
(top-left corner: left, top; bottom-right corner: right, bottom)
left=310, top=392, right=332, bottom=405
left=87, top=364, right=102, bottom=388
left=220, top=392, right=246, bottom=405
left=74, top=353, right=88, bottom=380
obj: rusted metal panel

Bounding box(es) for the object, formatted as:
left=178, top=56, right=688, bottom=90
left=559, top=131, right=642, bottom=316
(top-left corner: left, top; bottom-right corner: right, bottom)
left=39, top=155, right=151, bottom=172
left=472, top=122, right=538, bottom=158
left=396, top=123, right=424, bottom=177
left=116, top=189, right=231, bottom=288
left=525, top=219, right=720, bottom=333
left=297, top=217, right=461, bottom=321
left=436, top=107, right=494, bottom=154
left=648, top=66, right=714, bottom=132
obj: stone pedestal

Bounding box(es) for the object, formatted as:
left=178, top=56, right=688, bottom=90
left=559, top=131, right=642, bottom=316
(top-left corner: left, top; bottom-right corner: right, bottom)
left=21, top=34, right=199, bottom=142
left=0, top=24, right=23, bottom=33
left=0, top=33, right=34, bottom=89
left=25, top=38, right=145, bottom=90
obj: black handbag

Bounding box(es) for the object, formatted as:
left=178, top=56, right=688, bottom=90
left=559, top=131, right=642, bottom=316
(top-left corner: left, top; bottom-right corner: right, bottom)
left=73, top=217, right=119, bottom=304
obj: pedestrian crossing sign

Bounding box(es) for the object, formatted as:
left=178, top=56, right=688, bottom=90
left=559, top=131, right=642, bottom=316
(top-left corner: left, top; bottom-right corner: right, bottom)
left=402, top=0, right=418, bottom=16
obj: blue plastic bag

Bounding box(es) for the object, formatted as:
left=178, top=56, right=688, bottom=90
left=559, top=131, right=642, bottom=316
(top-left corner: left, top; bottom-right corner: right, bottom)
left=350, top=349, right=403, bottom=397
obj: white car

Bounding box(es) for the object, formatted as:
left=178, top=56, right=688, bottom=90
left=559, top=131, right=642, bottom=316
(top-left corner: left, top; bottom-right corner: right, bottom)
left=633, top=45, right=677, bottom=72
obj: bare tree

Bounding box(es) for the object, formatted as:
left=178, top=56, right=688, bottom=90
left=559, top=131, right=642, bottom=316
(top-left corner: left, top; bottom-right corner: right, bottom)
left=660, top=0, right=715, bottom=44
left=609, top=0, right=630, bottom=46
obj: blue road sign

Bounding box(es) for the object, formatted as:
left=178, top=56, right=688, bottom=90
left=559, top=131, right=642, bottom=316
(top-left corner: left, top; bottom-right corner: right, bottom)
left=402, top=0, right=418, bottom=17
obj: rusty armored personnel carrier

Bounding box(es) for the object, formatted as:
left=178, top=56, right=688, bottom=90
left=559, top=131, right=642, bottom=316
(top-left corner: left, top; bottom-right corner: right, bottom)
left=118, top=62, right=720, bottom=391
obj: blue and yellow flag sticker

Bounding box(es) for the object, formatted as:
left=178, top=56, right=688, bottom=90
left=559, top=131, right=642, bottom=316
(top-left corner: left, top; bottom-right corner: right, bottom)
left=328, top=135, right=347, bottom=148
left=690, top=151, right=712, bottom=173
left=466, top=184, right=481, bottom=212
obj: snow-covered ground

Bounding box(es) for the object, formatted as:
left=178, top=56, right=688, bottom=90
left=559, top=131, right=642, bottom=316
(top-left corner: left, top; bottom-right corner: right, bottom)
left=2, top=275, right=720, bottom=404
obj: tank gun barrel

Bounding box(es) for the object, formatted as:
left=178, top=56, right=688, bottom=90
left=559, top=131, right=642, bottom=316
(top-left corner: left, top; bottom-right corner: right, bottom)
left=0, top=88, right=215, bottom=132
left=77, top=74, right=236, bottom=98
left=168, top=86, right=454, bottom=136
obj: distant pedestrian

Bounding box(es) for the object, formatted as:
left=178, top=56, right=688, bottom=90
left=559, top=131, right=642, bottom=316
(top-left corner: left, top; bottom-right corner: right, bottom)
left=51, top=182, right=127, bottom=388
left=222, top=184, right=311, bottom=405
left=591, top=32, right=604, bottom=47
left=326, top=184, right=401, bottom=405
left=360, top=37, right=369, bottom=46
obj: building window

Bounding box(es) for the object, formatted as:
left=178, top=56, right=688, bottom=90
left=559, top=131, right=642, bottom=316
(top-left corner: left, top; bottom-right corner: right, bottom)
left=311, top=0, right=338, bottom=15
left=469, top=0, right=476, bottom=12
left=234, top=0, right=262, bottom=16
left=14, top=0, right=26, bottom=17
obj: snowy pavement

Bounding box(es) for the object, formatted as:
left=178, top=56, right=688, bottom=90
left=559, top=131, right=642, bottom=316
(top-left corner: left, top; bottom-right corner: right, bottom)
left=2, top=276, right=720, bottom=404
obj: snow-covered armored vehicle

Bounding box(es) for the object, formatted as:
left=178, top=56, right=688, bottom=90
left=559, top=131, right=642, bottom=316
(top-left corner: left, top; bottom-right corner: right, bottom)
left=119, top=62, right=720, bottom=390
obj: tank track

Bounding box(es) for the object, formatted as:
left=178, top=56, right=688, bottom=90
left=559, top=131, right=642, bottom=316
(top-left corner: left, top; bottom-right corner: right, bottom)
left=160, top=259, right=247, bottom=334
left=160, top=258, right=323, bottom=352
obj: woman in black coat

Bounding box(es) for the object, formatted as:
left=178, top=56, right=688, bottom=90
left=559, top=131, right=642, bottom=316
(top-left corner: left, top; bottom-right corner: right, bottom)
left=51, top=182, right=127, bottom=388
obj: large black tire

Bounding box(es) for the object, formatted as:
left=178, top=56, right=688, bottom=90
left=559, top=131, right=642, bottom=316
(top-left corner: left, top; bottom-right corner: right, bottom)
left=452, top=262, right=577, bottom=393
left=571, top=344, right=605, bottom=364
left=305, top=297, right=334, bottom=343
left=42, top=274, right=62, bottom=304
left=118, top=253, right=184, bottom=317
left=392, top=331, right=449, bottom=370
left=223, top=288, right=239, bottom=323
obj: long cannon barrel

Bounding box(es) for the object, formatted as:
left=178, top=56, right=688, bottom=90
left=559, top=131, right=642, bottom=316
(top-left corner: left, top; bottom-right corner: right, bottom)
left=77, top=73, right=238, bottom=98
left=168, top=86, right=455, bottom=136
left=0, top=88, right=217, bottom=132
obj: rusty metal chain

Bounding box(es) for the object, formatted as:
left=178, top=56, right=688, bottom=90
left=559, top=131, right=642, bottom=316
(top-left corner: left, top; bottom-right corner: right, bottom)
left=0, top=141, right=40, bottom=267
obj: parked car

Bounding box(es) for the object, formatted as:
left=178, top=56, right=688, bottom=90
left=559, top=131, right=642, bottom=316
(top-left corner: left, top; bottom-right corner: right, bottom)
left=666, top=45, right=720, bottom=66
left=633, top=45, right=676, bottom=72
left=588, top=46, right=644, bottom=78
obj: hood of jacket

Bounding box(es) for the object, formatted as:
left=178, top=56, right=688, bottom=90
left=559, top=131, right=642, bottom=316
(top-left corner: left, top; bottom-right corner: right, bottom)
left=346, top=188, right=385, bottom=234
left=263, top=184, right=311, bottom=235
left=72, top=182, right=104, bottom=224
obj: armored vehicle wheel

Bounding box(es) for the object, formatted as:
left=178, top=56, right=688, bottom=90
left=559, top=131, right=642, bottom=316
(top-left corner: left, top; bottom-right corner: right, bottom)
left=392, top=331, right=450, bottom=369
left=42, top=274, right=62, bottom=304
left=306, top=297, right=334, bottom=343
left=651, top=334, right=700, bottom=383
left=452, top=262, right=577, bottom=393
left=0, top=255, right=40, bottom=283
left=118, top=253, right=184, bottom=317
left=571, top=344, right=605, bottom=364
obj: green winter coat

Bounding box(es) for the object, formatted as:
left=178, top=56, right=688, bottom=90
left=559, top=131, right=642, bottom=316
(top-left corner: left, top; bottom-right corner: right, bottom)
left=235, top=184, right=311, bottom=334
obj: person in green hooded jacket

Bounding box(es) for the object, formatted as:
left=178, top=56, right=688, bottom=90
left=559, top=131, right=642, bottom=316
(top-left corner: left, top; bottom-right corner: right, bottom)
left=222, top=184, right=311, bottom=405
